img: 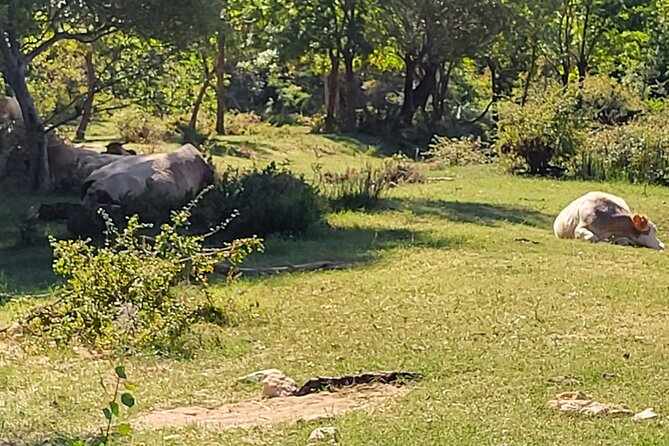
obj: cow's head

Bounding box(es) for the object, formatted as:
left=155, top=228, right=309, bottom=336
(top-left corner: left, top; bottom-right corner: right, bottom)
left=632, top=213, right=665, bottom=250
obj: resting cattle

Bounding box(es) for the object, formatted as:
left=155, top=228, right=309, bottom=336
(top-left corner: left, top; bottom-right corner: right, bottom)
left=47, top=138, right=123, bottom=184
left=82, top=143, right=214, bottom=208
left=553, top=191, right=665, bottom=250
left=0, top=96, right=22, bottom=121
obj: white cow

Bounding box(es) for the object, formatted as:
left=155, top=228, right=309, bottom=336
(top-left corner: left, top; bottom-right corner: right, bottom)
left=554, top=191, right=665, bottom=250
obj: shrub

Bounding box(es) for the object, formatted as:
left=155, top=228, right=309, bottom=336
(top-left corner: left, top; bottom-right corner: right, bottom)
left=23, top=197, right=262, bottom=351
left=318, top=164, right=388, bottom=210
left=317, top=156, right=424, bottom=211
left=581, top=75, right=645, bottom=125
left=113, top=106, right=170, bottom=145
left=267, top=113, right=301, bottom=127
left=190, top=163, right=326, bottom=240
left=572, top=113, right=669, bottom=185
left=225, top=111, right=263, bottom=136
left=497, top=83, right=584, bottom=175
left=426, top=136, right=492, bottom=167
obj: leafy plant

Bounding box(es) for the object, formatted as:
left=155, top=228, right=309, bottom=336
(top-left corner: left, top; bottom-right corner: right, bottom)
left=581, top=75, right=645, bottom=125
left=101, top=366, right=136, bottom=444
left=497, top=83, right=585, bottom=175
left=572, top=113, right=669, bottom=185
left=317, top=156, right=424, bottom=211
left=190, top=163, right=326, bottom=240
left=317, top=164, right=388, bottom=211
left=21, top=192, right=263, bottom=351
left=112, top=106, right=170, bottom=145
left=426, top=136, right=492, bottom=167
left=224, top=111, right=263, bottom=136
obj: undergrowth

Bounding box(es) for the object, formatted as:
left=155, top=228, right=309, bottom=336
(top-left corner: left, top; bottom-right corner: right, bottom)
left=18, top=193, right=263, bottom=352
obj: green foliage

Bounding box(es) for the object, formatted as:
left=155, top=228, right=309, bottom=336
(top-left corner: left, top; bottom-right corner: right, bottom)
left=24, top=197, right=262, bottom=351
left=317, top=156, right=424, bottom=210
left=318, top=164, right=388, bottom=210
left=572, top=113, right=669, bottom=185
left=497, top=84, right=585, bottom=175
left=190, top=163, right=326, bottom=240
left=100, top=366, right=136, bottom=444
left=225, top=111, right=264, bottom=136
left=113, top=106, right=171, bottom=145
left=581, top=75, right=646, bottom=125
left=426, top=136, right=492, bottom=167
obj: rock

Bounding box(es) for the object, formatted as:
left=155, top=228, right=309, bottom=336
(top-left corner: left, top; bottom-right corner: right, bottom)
left=261, top=373, right=297, bottom=398
left=308, top=427, right=340, bottom=444
left=238, top=368, right=284, bottom=383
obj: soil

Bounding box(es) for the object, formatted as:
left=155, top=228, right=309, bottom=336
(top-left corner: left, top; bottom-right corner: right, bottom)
left=136, top=383, right=409, bottom=430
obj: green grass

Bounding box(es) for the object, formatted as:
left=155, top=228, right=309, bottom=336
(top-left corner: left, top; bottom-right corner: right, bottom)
left=4, top=127, right=669, bottom=444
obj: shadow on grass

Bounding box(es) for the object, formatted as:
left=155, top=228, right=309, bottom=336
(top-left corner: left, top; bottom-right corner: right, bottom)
left=322, top=133, right=387, bottom=156
left=1, top=434, right=108, bottom=446
left=235, top=224, right=465, bottom=272
left=0, top=187, right=73, bottom=295
left=398, top=199, right=552, bottom=229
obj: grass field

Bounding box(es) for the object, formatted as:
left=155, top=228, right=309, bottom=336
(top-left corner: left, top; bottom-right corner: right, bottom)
left=3, top=126, right=669, bottom=445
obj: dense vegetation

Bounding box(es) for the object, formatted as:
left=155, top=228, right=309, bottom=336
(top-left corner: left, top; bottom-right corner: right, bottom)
left=2, top=0, right=669, bottom=189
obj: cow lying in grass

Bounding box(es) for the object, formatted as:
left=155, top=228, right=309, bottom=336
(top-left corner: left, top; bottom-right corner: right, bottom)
left=554, top=191, right=665, bottom=250
left=82, top=143, right=214, bottom=208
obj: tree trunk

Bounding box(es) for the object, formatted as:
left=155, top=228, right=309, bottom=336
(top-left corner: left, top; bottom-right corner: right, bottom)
left=487, top=57, right=500, bottom=125
left=190, top=74, right=213, bottom=130
left=577, top=61, right=587, bottom=92
left=342, top=52, right=356, bottom=133
left=432, top=61, right=454, bottom=122
left=190, top=52, right=213, bottom=130
left=521, top=41, right=537, bottom=107
left=400, top=54, right=417, bottom=124
left=75, top=50, right=96, bottom=142
left=214, top=31, right=226, bottom=135
left=0, top=43, right=49, bottom=192
left=325, top=49, right=340, bottom=133
left=413, top=62, right=438, bottom=112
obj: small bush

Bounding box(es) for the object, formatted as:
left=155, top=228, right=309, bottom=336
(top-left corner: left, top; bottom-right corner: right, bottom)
left=426, top=136, right=492, bottom=167
left=190, top=163, right=326, bottom=240
left=318, top=164, right=388, bottom=210
left=317, top=156, right=424, bottom=211
left=267, top=113, right=300, bottom=127
left=497, top=83, right=584, bottom=175
left=23, top=197, right=262, bottom=351
left=573, top=113, right=669, bottom=185
left=581, top=75, right=645, bottom=125
left=113, top=106, right=170, bottom=144
left=308, top=114, right=327, bottom=134
left=225, top=111, right=263, bottom=136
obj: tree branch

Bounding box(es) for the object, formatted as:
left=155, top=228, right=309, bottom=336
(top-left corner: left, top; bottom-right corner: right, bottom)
left=27, top=27, right=116, bottom=62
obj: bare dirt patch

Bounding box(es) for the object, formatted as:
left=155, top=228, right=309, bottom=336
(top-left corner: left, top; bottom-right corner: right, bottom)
left=136, top=383, right=410, bottom=430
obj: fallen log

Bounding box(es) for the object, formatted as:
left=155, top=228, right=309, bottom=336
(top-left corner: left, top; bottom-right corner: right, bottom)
left=295, top=371, right=422, bottom=397
left=217, top=261, right=350, bottom=277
